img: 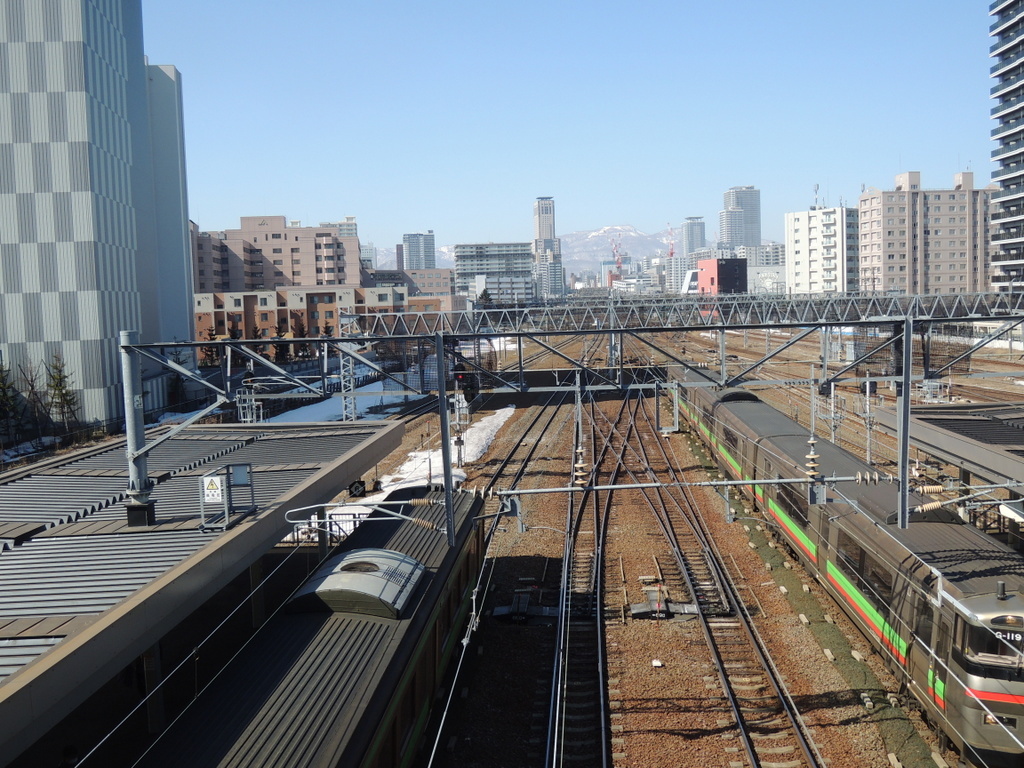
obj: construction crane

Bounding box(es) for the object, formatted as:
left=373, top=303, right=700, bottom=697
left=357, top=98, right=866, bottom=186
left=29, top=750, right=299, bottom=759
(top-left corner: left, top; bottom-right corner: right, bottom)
left=666, top=224, right=675, bottom=260
left=608, top=235, right=624, bottom=288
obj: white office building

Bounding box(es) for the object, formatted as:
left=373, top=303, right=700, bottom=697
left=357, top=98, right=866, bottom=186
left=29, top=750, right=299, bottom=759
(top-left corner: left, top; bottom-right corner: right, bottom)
left=454, top=242, right=535, bottom=303
left=531, top=197, right=565, bottom=298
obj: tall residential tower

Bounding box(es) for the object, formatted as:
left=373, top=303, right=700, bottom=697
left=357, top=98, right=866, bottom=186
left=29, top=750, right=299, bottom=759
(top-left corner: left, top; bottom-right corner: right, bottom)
left=990, top=1, right=1024, bottom=289
left=402, top=231, right=436, bottom=270
left=0, top=0, right=192, bottom=424
left=719, top=186, right=761, bottom=249
left=681, top=216, right=706, bottom=256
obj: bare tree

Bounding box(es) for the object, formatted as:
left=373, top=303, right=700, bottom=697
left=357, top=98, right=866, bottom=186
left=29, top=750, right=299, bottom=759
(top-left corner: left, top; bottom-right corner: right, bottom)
left=0, top=362, right=22, bottom=454
left=18, top=362, right=50, bottom=446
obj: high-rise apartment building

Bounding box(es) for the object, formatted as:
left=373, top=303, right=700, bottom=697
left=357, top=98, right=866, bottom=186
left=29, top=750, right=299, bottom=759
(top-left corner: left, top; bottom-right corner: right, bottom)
left=0, top=0, right=192, bottom=424
left=403, top=231, right=436, bottom=270
left=192, top=216, right=362, bottom=294
left=320, top=216, right=358, bottom=238
left=784, top=207, right=859, bottom=294
left=858, top=172, right=993, bottom=295
left=681, top=217, right=706, bottom=255
left=531, top=197, right=565, bottom=298
left=454, top=243, right=536, bottom=303
left=990, top=2, right=1024, bottom=289
left=735, top=243, right=786, bottom=268
left=719, top=186, right=761, bottom=248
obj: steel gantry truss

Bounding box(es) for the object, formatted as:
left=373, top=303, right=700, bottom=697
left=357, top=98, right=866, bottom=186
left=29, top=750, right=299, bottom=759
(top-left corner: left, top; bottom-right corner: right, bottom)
left=350, top=290, right=1024, bottom=337
left=119, top=292, right=1024, bottom=531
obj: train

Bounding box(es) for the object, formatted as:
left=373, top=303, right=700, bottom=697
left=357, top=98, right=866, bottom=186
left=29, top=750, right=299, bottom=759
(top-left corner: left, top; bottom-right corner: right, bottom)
left=670, top=366, right=1024, bottom=768
left=134, top=483, right=485, bottom=768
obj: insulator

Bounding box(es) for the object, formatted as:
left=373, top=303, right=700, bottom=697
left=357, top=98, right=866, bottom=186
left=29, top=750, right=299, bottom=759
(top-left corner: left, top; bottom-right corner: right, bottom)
left=914, top=501, right=945, bottom=514
left=409, top=517, right=440, bottom=530
left=408, top=498, right=436, bottom=506
left=917, top=485, right=945, bottom=495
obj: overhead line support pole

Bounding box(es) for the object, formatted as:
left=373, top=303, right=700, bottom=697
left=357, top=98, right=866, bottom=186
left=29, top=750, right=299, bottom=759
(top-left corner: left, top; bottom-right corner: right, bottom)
left=436, top=332, right=456, bottom=547
left=897, top=317, right=913, bottom=529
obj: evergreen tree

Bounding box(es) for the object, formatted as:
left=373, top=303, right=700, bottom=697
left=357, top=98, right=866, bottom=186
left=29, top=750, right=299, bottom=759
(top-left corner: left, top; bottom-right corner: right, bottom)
left=200, top=327, right=220, bottom=367
left=45, top=354, right=79, bottom=438
left=293, top=319, right=309, bottom=358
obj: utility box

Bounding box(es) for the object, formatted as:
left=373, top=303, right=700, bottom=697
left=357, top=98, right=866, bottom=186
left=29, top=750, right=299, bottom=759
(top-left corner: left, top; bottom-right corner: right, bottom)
left=199, top=463, right=256, bottom=530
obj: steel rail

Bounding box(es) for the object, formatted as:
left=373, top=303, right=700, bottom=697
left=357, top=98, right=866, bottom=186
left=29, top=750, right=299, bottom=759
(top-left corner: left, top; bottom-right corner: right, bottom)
left=636, top=397, right=827, bottom=768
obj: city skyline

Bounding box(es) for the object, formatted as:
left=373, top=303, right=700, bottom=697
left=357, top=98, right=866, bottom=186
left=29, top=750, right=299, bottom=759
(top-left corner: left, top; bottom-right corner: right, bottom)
left=139, top=0, right=993, bottom=250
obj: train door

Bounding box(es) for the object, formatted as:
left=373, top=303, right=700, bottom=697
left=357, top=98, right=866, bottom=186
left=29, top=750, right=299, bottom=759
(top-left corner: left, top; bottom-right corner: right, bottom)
left=906, top=594, right=935, bottom=702
left=931, top=616, right=954, bottom=722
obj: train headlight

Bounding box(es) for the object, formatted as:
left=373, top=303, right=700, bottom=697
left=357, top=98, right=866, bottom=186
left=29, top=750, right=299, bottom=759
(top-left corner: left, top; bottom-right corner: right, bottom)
left=984, top=714, right=1017, bottom=728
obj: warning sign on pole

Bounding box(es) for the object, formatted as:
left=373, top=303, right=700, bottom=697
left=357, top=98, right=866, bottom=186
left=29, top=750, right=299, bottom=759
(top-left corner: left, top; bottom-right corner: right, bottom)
left=204, top=475, right=223, bottom=503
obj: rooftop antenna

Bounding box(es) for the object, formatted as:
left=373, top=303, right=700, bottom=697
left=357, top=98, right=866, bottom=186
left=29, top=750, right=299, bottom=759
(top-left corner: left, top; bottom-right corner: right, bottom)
left=814, top=183, right=819, bottom=209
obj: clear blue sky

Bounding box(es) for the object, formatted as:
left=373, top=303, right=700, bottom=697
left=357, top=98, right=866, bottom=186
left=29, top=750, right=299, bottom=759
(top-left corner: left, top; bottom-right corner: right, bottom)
left=140, top=0, right=995, bottom=249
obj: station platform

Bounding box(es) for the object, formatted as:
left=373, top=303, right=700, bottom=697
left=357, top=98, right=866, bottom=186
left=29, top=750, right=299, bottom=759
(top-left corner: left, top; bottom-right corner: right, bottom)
left=0, top=420, right=402, bottom=767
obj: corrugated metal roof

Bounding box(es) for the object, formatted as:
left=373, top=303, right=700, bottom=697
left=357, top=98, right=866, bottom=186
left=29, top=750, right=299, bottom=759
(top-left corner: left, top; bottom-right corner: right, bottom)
left=918, top=416, right=1024, bottom=447
left=0, top=530, right=216, bottom=618
left=221, top=432, right=381, bottom=468
left=45, top=435, right=249, bottom=475
left=0, top=475, right=128, bottom=528
left=0, top=637, right=61, bottom=680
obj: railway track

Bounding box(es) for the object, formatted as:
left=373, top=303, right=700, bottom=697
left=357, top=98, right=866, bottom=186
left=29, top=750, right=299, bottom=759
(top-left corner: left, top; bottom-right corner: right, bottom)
left=578, top=391, right=826, bottom=768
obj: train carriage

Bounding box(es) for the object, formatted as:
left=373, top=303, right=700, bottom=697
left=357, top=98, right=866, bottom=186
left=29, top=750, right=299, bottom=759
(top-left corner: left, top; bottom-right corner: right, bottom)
left=133, top=484, right=485, bottom=768
left=672, top=367, right=1024, bottom=768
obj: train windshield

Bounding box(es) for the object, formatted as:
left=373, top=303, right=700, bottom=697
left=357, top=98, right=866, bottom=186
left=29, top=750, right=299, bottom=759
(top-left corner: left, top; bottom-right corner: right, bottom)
left=965, top=617, right=1024, bottom=668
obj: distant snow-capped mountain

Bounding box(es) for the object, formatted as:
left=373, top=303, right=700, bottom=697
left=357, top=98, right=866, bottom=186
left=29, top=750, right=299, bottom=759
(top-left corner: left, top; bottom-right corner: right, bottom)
left=559, top=225, right=674, bottom=272
left=373, top=225, right=675, bottom=272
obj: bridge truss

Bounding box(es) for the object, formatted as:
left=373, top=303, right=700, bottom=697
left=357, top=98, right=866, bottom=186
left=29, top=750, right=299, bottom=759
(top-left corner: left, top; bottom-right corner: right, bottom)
left=119, top=292, right=1024, bottom=529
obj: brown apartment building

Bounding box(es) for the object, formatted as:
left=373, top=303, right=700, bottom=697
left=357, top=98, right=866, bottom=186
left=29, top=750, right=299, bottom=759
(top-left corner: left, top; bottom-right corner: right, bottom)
left=858, top=172, right=995, bottom=295
left=191, top=217, right=461, bottom=342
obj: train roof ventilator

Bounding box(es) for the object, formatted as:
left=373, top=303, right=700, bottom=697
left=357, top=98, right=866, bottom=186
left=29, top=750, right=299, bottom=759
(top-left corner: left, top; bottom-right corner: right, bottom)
left=288, top=548, right=426, bottom=619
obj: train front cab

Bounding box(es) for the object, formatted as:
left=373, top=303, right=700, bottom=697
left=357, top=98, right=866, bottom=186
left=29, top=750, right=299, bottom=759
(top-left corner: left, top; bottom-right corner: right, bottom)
left=944, top=604, right=1024, bottom=768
